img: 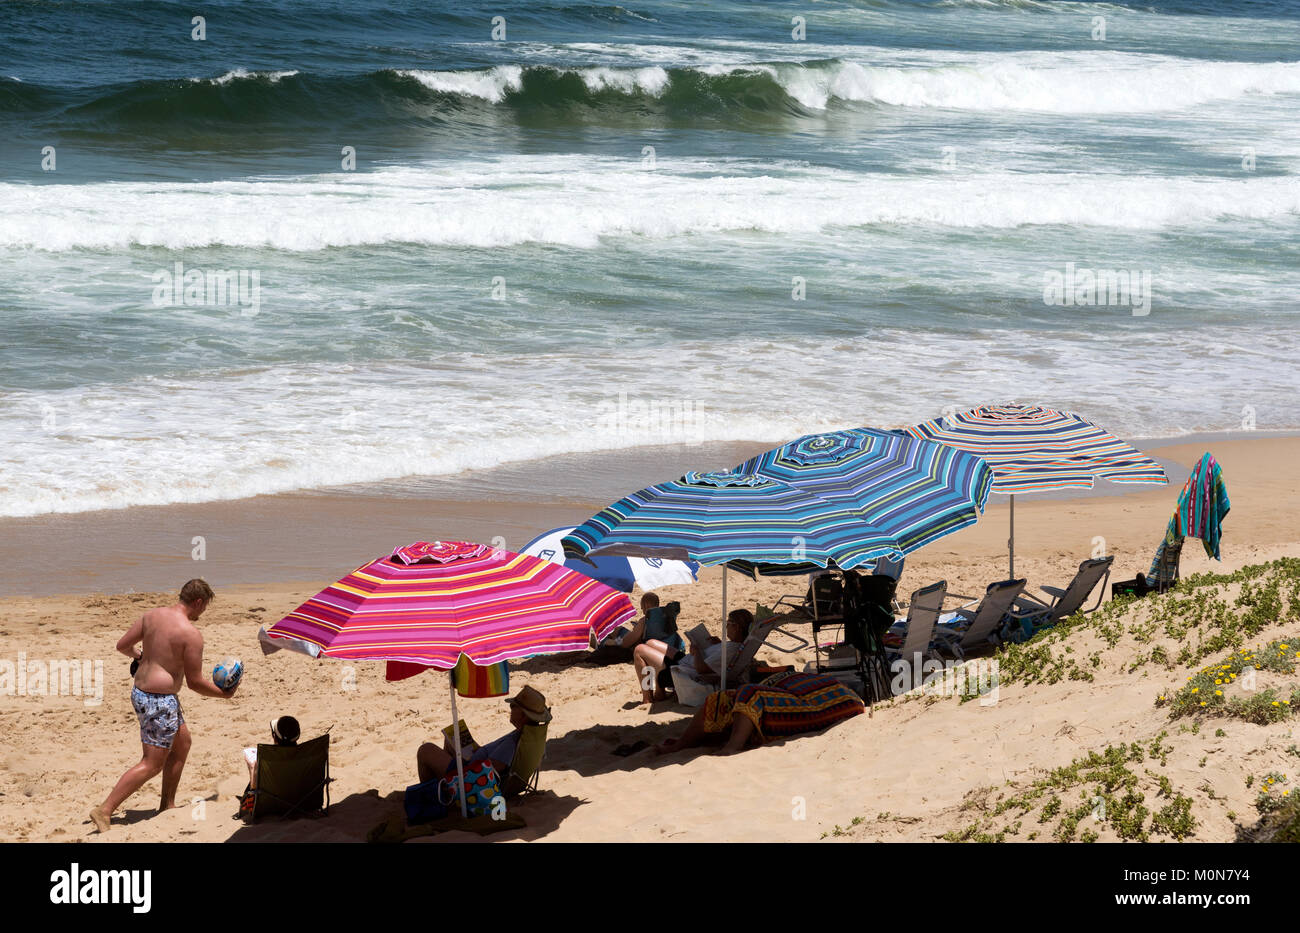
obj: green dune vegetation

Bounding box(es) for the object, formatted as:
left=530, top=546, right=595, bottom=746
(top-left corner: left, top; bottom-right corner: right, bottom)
left=839, top=558, right=1300, bottom=843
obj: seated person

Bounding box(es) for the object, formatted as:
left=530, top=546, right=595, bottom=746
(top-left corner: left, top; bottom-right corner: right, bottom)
left=416, top=686, right=551, bottom=784
left=652, top=671, right=863, bottom=756
left=237, top=715, right=300, bottom=812
left=618, top=592, right=683, bottom=648
left=632, top=608, right=752, bottom=705
left=592, top=591, right=681, bottom=659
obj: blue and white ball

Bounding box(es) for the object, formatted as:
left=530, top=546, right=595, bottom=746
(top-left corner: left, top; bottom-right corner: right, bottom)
left=213, top=657, right=243, bottom=691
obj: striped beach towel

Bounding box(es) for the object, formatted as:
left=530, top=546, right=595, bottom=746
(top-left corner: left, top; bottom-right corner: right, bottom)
left=1147, top=452, right=1230, bottom=587
left=452, top=656, right=510, bottom=698
left=702, top=671, right=864, bottom=741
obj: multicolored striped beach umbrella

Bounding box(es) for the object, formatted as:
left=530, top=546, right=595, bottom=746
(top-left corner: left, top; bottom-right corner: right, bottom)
left=266, top=540, right=636, bottom=668
left=902, top=405, right=1168, bottom=493
left=561, top=470, right=905, bottom=573
left=735, top=428, right=994, bottom=561
left=266, top=539, right=632, bottom=817
left=902, top=404, right=1169, bottom=575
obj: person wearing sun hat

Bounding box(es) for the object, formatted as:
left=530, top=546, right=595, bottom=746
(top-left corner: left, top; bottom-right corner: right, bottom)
left=416, top=686, right=552, bottom=784
left=506, top=685, right=552, bottom=725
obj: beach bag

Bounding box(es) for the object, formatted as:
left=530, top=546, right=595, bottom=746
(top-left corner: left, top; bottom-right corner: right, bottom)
left=442, top=760, right=502, bottom=817
left=404, top=759, right=503, bottom=824
left=1112, top=574, right=1154, bottom=600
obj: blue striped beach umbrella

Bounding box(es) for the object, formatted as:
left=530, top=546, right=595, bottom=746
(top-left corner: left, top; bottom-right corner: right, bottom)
left=902, top=404, right=1169, bottom=575
left=562, top=469, right=912, bottom=691
left=562, top=470, right=905, bottom=573
left=735, top=428, right=994, bottom=565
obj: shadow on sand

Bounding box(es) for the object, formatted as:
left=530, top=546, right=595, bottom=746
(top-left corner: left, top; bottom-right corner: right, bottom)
left=223, top=785, right=584, bottom=843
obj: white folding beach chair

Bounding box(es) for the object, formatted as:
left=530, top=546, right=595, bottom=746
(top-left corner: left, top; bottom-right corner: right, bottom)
left=670, top=615, right=807, bottom=707
left=934, top=577, right=1026, bottom=658
left=1008, top=556, right=1114, bottom=639
left=886, top=580, right=947, bottom=664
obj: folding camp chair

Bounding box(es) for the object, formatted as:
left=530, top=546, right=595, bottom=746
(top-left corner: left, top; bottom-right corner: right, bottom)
left=670, top=615, right=808, bottom=706
left=774, top=571, right=897, bottom=678
left=1009, top=556, right=1113, bottom=639
left=886, top=580, right=948, bottom=664
left=773, top=572, right=842, bottom=617
left=1114, top=529, right=1185, bottom=600
left=933, top=578, right=1026, bottom=658
left=500, top=721, right=548, bottom=798
left=248, top=733, right=331, bottom=821
left=819, top=570, right=899, bottom=703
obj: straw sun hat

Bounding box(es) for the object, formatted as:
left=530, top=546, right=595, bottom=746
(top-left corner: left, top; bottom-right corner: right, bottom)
left=506, top=685, right=553, bottom=724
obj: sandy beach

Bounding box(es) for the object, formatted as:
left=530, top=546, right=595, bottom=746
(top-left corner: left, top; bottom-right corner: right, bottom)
left=2, top=434, right=1297, bottom=843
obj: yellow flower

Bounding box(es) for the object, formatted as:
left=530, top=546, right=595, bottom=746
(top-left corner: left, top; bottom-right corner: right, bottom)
left=1272, top=701, right=1281, bottom=707
left=1215, top=679, right=1222, bottom=684
left=1216, top=690, right=1222, bottom=696
left=1192, top=687, right=1199, bottom=693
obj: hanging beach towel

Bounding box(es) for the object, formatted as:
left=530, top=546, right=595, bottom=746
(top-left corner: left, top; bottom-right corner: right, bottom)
left=453, top=656, right=510, bottom=698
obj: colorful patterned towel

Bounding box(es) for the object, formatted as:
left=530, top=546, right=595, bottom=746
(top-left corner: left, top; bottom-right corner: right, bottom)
left=1147, top=452, right=1230, bottom=587
left=701, top=671, right=863, bottom=741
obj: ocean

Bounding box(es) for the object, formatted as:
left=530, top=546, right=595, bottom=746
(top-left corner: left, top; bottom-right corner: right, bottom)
left=2, top=0, right=1299, bottom=518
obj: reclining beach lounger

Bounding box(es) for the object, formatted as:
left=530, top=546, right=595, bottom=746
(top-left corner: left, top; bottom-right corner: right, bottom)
left=671, top=615, right=807, bottom=707
left=934, top=577, right=1026, bottom=658
left=885, top=580, right=947, bottom=664
left=1009, top=556, right=1113, bottom=639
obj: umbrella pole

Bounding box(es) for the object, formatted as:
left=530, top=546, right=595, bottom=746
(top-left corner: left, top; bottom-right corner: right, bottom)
left=449, top=672, right=468, bottom=819
left=720, top=564, right=729, bottom=693
left=1008, top=494, right=1015, bottom=579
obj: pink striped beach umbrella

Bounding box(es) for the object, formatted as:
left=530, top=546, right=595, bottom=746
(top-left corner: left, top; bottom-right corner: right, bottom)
left=265, top=540, right=635, bottom=818
left=266, top=540, right=636, bottom=667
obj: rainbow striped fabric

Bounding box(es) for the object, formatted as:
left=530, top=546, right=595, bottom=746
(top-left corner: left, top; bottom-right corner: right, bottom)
left=562, top=469, right=906, bottom=572
left=266, top=541, right=636, bottom=668
left=902, top=404, right=1169, bottom=493
left=1178, top=452, right=1231, bottom=560
left=452, top=656, right=510, bottom=698
left=701, top=671, right=864, bottom=741
left=736, top=428, right=993, bottom=554
left=1148, top=452, right=1230, bottom=585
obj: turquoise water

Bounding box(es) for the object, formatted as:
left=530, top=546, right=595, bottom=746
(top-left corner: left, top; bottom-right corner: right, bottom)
left=2, top=0, right=1298, bottom=516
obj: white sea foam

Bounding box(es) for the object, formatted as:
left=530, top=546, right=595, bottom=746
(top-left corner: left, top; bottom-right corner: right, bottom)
left=2, top=328, right=1297, bottom=517
left=395, top=63, right=671, bottom=98
left=197, top=69, right=300, bottom=85
left=394, top=65, right=524, bottom=101
left=3, top=158, right=1297, bottom=252
left=574, top=65, right=671, bottom=94
left=395, top=52, right=1300, bottom=114
left=698, top=54, right=1300, bottom=113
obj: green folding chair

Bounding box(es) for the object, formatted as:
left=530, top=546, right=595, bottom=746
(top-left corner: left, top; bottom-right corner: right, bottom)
left=500, top=721, right=547, bottom=798
left=249, top=733, right=332, bottom=821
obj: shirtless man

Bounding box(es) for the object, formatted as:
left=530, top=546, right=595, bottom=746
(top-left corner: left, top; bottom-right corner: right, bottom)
left=90, top=579, right=237, bottom=832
